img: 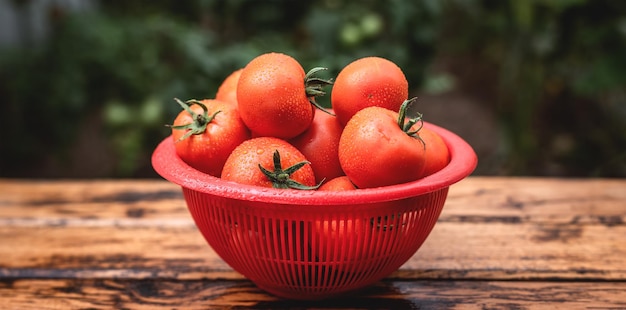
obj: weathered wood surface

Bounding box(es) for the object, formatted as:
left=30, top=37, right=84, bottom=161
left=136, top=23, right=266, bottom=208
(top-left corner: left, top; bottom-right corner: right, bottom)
left=2, top=279, right=625, bottom=309
left=1, top=177, right=625, bottom=309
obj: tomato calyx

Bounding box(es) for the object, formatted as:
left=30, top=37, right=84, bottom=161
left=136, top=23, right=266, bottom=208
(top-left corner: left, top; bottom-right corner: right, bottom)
left=304, top=67, right=335, bottom=115
left=397, top=97, right=425, bottom=144
left=258, top=150, right=323, bottom=190
left=169, top=98, right=221, bottom=142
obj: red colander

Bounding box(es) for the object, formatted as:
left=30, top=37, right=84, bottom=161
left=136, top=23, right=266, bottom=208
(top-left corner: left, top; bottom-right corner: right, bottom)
left=151, top=121, right=477, bottom=300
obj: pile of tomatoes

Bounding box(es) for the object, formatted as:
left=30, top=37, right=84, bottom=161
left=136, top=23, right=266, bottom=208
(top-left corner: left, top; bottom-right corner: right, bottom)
left=169, top=52, right=449, bottom=191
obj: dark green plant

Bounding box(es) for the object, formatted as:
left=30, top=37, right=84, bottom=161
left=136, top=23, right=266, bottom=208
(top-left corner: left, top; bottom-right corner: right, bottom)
left=2, top=0, right=623, bottom=178
left=439, top=0, right=626, bottom=176
left=0, top=0, right=442, bottom=177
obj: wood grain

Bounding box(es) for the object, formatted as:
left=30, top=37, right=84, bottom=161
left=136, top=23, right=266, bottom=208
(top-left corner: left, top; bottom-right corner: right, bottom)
left=1, top=279, right=625, bottom=309
left=1, top=177, right=625, bottom=307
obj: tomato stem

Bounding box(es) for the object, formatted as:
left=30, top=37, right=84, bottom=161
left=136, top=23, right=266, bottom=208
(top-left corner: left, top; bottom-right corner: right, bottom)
left=258, top=150, right=323, bottom=190
left=304, top=67, right=335, bottom=116
left=168, top=98, right=221, bottom=142
left=397, top=97, right=425, bottom=147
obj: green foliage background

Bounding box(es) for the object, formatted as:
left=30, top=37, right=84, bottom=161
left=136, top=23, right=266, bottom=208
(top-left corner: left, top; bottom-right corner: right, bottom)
left=1, top=0, right=625, bottom=178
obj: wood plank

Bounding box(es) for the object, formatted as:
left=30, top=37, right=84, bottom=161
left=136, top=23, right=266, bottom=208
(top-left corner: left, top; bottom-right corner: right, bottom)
left=0, top=179, right=187, bottom=220
left=0, top=225, right=238, bottom=280
left=2, top=177, right=624, bottom=222
left=410, top=176, right=626, bottom=280
left=1, top=221, right=624, bottom=281
left=1, top=279, right=625, bottom=309
left=1, top=177, right=625, bottom=281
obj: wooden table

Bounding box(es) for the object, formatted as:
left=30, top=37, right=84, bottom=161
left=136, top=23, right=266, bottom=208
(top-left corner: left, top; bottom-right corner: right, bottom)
left=1, top=177, right=625, bottom=309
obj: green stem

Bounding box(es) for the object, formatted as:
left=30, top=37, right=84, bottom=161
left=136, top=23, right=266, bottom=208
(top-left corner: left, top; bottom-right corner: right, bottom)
left=258, top=150, right=323, bottom=190
left=304, top=67, right=334, bottom=116
left=168, top=98, right=220, bottom=142
left=397, top=97, right=425, bottom=147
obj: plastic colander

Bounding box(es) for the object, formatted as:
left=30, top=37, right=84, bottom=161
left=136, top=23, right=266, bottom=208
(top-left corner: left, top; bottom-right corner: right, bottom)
left=151, top=121, right=477, bottom=300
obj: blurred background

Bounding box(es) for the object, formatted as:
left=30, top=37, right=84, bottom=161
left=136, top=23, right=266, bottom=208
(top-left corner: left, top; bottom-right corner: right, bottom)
left=1, top=0, right=625, bottom=179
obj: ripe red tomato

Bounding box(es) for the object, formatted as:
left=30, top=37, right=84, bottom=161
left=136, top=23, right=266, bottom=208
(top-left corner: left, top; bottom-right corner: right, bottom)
left=331, top=56, right=408, bottom=126
left=236, top=52, right=332, bottom=139
left=225, top=211, right=302, bottom=261
left=221, top=137, right=318, bottom=189
left=170, top=98, right=250, bottom=177
left=338, top=99, right=426, bottom=188
left=419, top=126, right=450, bottom=177
left=312, top=217, right=369, bottom=259
left=290, top=110, right=344, bottom=184
left=215, top=68, right=242, bottom=105
left=318, top=176, right=356, bottom=191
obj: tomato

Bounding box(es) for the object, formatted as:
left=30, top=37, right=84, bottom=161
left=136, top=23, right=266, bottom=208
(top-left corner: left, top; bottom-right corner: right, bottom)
left=312, top=217, right=369, bottom=260
left=331, top=56, right=408, bottom=126
left=419, top=126, right=450, bottom=177
left=313, top=178, right=401, bottom=269
left=170, top=98, right=250, bottom=177
left=228, top=220, right=269, bottom=260
left=290, top=110, right=344, bottom=184
left=313, top=213, right=399, bottom=276
left=337, top=98, right=426, bottom=188
left=236, top=52, right=332, bottom=139
left=215, top=68, right=242, bottom=105
left=318, top=176, right=356, bottom=191
left=221, top=137, right=318, bottom=189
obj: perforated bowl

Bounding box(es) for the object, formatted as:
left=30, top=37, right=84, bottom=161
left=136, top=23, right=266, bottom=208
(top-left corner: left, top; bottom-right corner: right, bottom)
left=152, top=122, right=477, bottom=300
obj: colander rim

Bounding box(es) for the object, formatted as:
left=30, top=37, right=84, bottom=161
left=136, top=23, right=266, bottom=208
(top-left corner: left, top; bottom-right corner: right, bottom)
left=151, top=121, right=477, bottom=205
